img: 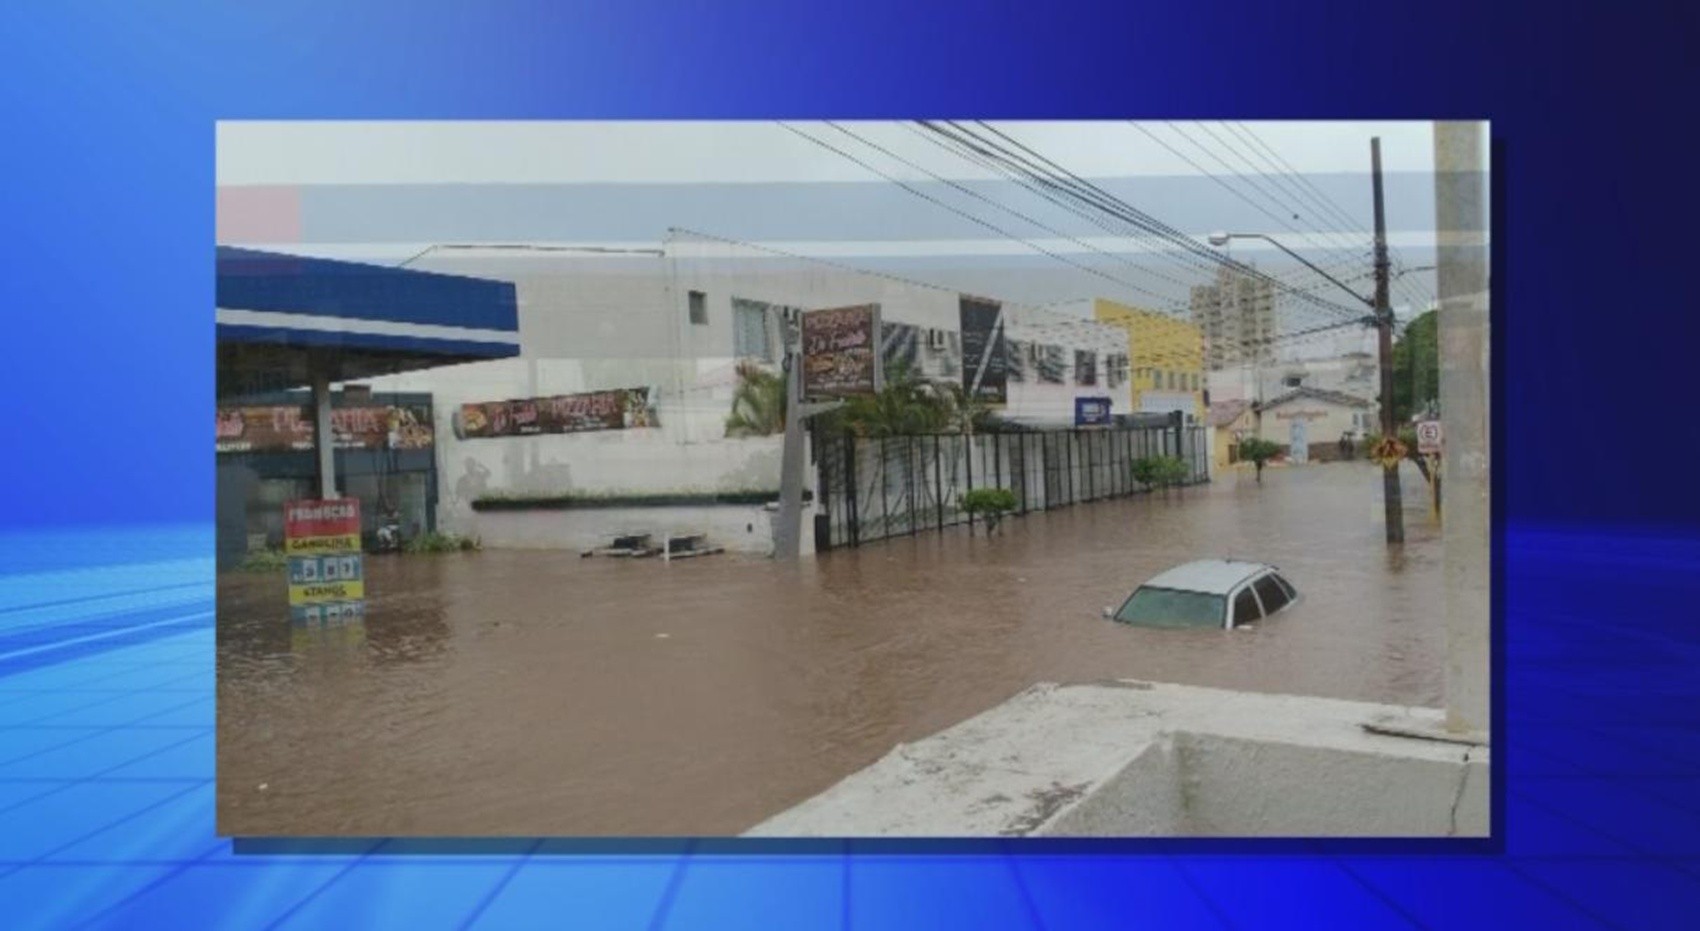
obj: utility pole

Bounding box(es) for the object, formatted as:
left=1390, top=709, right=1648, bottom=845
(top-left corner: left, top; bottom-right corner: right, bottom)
left=1435, top=121, right=1490, bottom=737
left=773, top=317, right=808, bottom=560
left=1372, top=137, right=1405, bottom=544
left=773, top=312, right=843, bottom=561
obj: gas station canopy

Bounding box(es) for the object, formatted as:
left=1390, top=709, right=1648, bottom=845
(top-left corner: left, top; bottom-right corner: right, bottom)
left=217, top=246, right=520, bottom=398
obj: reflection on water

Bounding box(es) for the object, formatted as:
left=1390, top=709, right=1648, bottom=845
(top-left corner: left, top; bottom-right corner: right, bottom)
left=218, top=462, right=1446, bottom=836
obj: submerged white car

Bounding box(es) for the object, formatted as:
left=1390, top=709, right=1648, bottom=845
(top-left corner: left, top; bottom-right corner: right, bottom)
left=1103, top=559, right=1299, bottom=630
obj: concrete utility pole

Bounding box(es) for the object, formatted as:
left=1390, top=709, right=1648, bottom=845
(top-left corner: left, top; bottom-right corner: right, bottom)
left=1435, top=121, right=1490, bottom=736
left=1372, top=137, right=1404, bottom=544
left=772, top=319, right=808, bottom=561
left=310, top=354, right=339, bottom=500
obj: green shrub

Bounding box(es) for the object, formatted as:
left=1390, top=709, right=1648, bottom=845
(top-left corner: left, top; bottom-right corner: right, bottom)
left=472, top=489, right=810, bottom=510
left=235, top=549, right=290, bottom=573
left=961, top=487, right=1018, bottom=515
left=961, top=487, right=1018, bottom=536
left=1132, top=456, right=1191, bottom=491
left=405, top=532, right=481, bottom=554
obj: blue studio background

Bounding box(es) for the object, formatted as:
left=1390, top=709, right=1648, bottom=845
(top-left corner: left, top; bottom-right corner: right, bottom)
left=2, top=1, right=1697, bottom=928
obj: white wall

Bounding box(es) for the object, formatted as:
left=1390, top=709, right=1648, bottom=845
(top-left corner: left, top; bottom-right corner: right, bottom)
left=1259, top=398, right=1372, bottom=447
left=468, top=499, right=816, bottom=556
left=1209, top=355, right=1379, bottom=406
left=667, top=237, right=1131, bottom=424
left=355, top=252, right=800, bottom=537
left=353, top=238, right=1138, bottom=546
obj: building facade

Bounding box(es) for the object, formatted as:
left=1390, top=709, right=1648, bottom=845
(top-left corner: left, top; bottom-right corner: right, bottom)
left=1254, top=387, right=1376, bottom=463
left=1089, top=298, right=1204, bottom=419
left=353, top=233, right=1133, bottom=554
left=1191, top=264, right=1276, bottom=371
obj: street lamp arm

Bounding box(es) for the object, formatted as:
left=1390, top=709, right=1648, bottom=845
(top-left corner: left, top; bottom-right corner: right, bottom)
left=1211, top=232, right=1376, bottom=309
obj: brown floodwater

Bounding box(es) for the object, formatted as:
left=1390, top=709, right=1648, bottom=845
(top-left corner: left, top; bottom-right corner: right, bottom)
left=217, top=462, right=1444, bottom=836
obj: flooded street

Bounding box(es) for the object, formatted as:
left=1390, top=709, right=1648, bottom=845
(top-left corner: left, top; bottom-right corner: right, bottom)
left=218, top=462, right=1444, bottom=836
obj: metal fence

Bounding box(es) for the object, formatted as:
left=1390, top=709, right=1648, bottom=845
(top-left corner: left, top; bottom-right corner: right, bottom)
left=814, top=423, right=1210, bottom=550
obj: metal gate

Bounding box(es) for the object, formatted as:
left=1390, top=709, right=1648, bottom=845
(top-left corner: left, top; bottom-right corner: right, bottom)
left=814, top=424, right=1210, bottom=550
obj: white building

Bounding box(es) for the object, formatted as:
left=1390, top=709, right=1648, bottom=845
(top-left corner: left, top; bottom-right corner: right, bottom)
left=358, top=232, right=1130, bottom=554
left=1208, top=352, right=1379, bottom=410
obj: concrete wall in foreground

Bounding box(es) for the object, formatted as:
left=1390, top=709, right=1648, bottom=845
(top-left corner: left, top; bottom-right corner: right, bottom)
left=747, top=680, right=1489, bottom=838
left=1037, top=731, right=1488, bottom=838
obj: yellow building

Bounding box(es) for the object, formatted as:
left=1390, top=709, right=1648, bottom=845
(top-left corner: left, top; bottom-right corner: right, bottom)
left=1091, top=299, right=1205, bottom=418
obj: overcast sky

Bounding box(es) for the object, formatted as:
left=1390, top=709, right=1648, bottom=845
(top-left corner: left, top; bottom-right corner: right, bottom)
left=217, top=121, right=1439, bottom=186
left=216, top=121, right=1456, bottom=354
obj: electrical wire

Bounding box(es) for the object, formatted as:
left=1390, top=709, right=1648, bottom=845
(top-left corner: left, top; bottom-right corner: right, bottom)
left=941, top=121, right=1369, bottom=327
left=779, top=123, right=1183, bottom=309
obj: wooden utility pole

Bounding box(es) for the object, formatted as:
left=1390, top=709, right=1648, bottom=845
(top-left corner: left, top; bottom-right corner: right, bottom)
left=1372, top=137, right=1405, bottom=544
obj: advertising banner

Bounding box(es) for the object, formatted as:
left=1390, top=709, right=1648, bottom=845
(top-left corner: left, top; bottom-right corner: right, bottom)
left=456, top=387, right=657, bottom=439
left=283, top=498, right=364, bottom=625
left=217, top=403, right=433, bottom=454
left=802, top=304, right=882, bottom=399
left=959, top=298, right=1008, bottom=405
left=1075, top=396, right=1113, bottom=427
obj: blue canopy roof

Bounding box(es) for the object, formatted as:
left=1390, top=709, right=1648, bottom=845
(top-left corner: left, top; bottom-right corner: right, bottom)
left=216, top=247, right=520, bottom=396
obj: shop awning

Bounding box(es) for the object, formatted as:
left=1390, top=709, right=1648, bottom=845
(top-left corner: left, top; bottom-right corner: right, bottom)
left=217, top=247, right=519, bottom=397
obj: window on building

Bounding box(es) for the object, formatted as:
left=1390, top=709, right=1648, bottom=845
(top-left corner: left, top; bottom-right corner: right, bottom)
left=1075, top=350, right=1097, bottom=386
left=1038, top=346, right=1066, bottom=384
left=1006, top=340, right=1026, bottom=382
left=1284, top=375, right=1303, bottom=388
left=1167, top=371, right=1177, bottom=390
left=732, top=298, right=772, bottom=361
left=688, top=290, right=708, bottom=325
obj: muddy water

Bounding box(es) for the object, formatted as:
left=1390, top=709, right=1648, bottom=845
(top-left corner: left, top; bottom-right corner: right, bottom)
left=218, top=462, right=1445, bottom=836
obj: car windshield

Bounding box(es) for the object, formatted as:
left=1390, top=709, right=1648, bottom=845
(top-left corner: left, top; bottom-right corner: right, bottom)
left=1113, top=586, right=1227, bottom=629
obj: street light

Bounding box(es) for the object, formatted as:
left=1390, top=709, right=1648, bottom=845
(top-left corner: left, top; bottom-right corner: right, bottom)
left=1211, top=128, right=1404, bottom=550
left=1207, top=231, right=1377, bottom=313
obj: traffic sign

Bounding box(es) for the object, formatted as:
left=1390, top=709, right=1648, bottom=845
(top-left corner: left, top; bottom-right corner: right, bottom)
left=1416, top=420, right=1444, bottom=455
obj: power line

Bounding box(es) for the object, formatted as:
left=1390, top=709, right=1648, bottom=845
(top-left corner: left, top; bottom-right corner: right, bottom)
left=780, top=122, right=1193, bottom=310
left=1224, top=121, right=1435, bottom=312
left=822, top=122, right=1200, bottom=311
left=948, top=121, right=1368, bottom=328
left=1176, top=121, right=1377, bottom=273
left=914, top=122, right=1227, bottom=288
left=918, top=119, right=1380, bottom=343
left=1131, top=120, right=1410, bottom=327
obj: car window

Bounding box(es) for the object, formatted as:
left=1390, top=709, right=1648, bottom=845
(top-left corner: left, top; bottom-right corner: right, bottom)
left=1232, top=587, right=1263, bottom=626
left=1273, top=573, right=1296, bottom=600
left=1115, top=587, right=1228, bottom=629
left=1253, top=575, right=1290, bottom=614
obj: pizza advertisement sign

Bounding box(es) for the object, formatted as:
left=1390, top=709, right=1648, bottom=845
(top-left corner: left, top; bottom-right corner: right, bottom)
left=802, top=304, right=883, bottom=400
left=456, top=387, right=657, bottom=439
left=216, top=403, right=433, bottom=454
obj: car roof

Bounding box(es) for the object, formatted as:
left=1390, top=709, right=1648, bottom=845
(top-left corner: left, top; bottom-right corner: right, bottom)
left=1142, top=559, right=1275, bottom=595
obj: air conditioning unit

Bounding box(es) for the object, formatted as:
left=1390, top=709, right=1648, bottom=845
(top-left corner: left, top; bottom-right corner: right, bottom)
left=928, top=329, right=949, bottom=351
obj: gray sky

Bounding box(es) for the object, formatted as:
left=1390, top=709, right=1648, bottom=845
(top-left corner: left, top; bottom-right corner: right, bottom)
left=215, top=121, right=1456, bottom=356
left=217, top=121, right=1439, bottom=186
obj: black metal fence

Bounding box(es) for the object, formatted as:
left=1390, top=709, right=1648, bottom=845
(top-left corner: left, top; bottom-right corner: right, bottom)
left=814, top=423, right=1210, bottom=550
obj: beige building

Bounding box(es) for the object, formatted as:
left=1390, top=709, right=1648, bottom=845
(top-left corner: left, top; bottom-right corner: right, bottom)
left=1191, top=264, right=1276, bottom=370
left=1255, top=387, right=1376, bottom=464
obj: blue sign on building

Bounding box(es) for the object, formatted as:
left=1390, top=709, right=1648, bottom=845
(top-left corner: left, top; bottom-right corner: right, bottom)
left=1075, top=396, right=1113, bottom=427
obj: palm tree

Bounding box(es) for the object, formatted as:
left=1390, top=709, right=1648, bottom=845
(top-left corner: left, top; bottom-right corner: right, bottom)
left=829, top=363, right=957, bottom=437
left=724, top=361, right=786, bottom=437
